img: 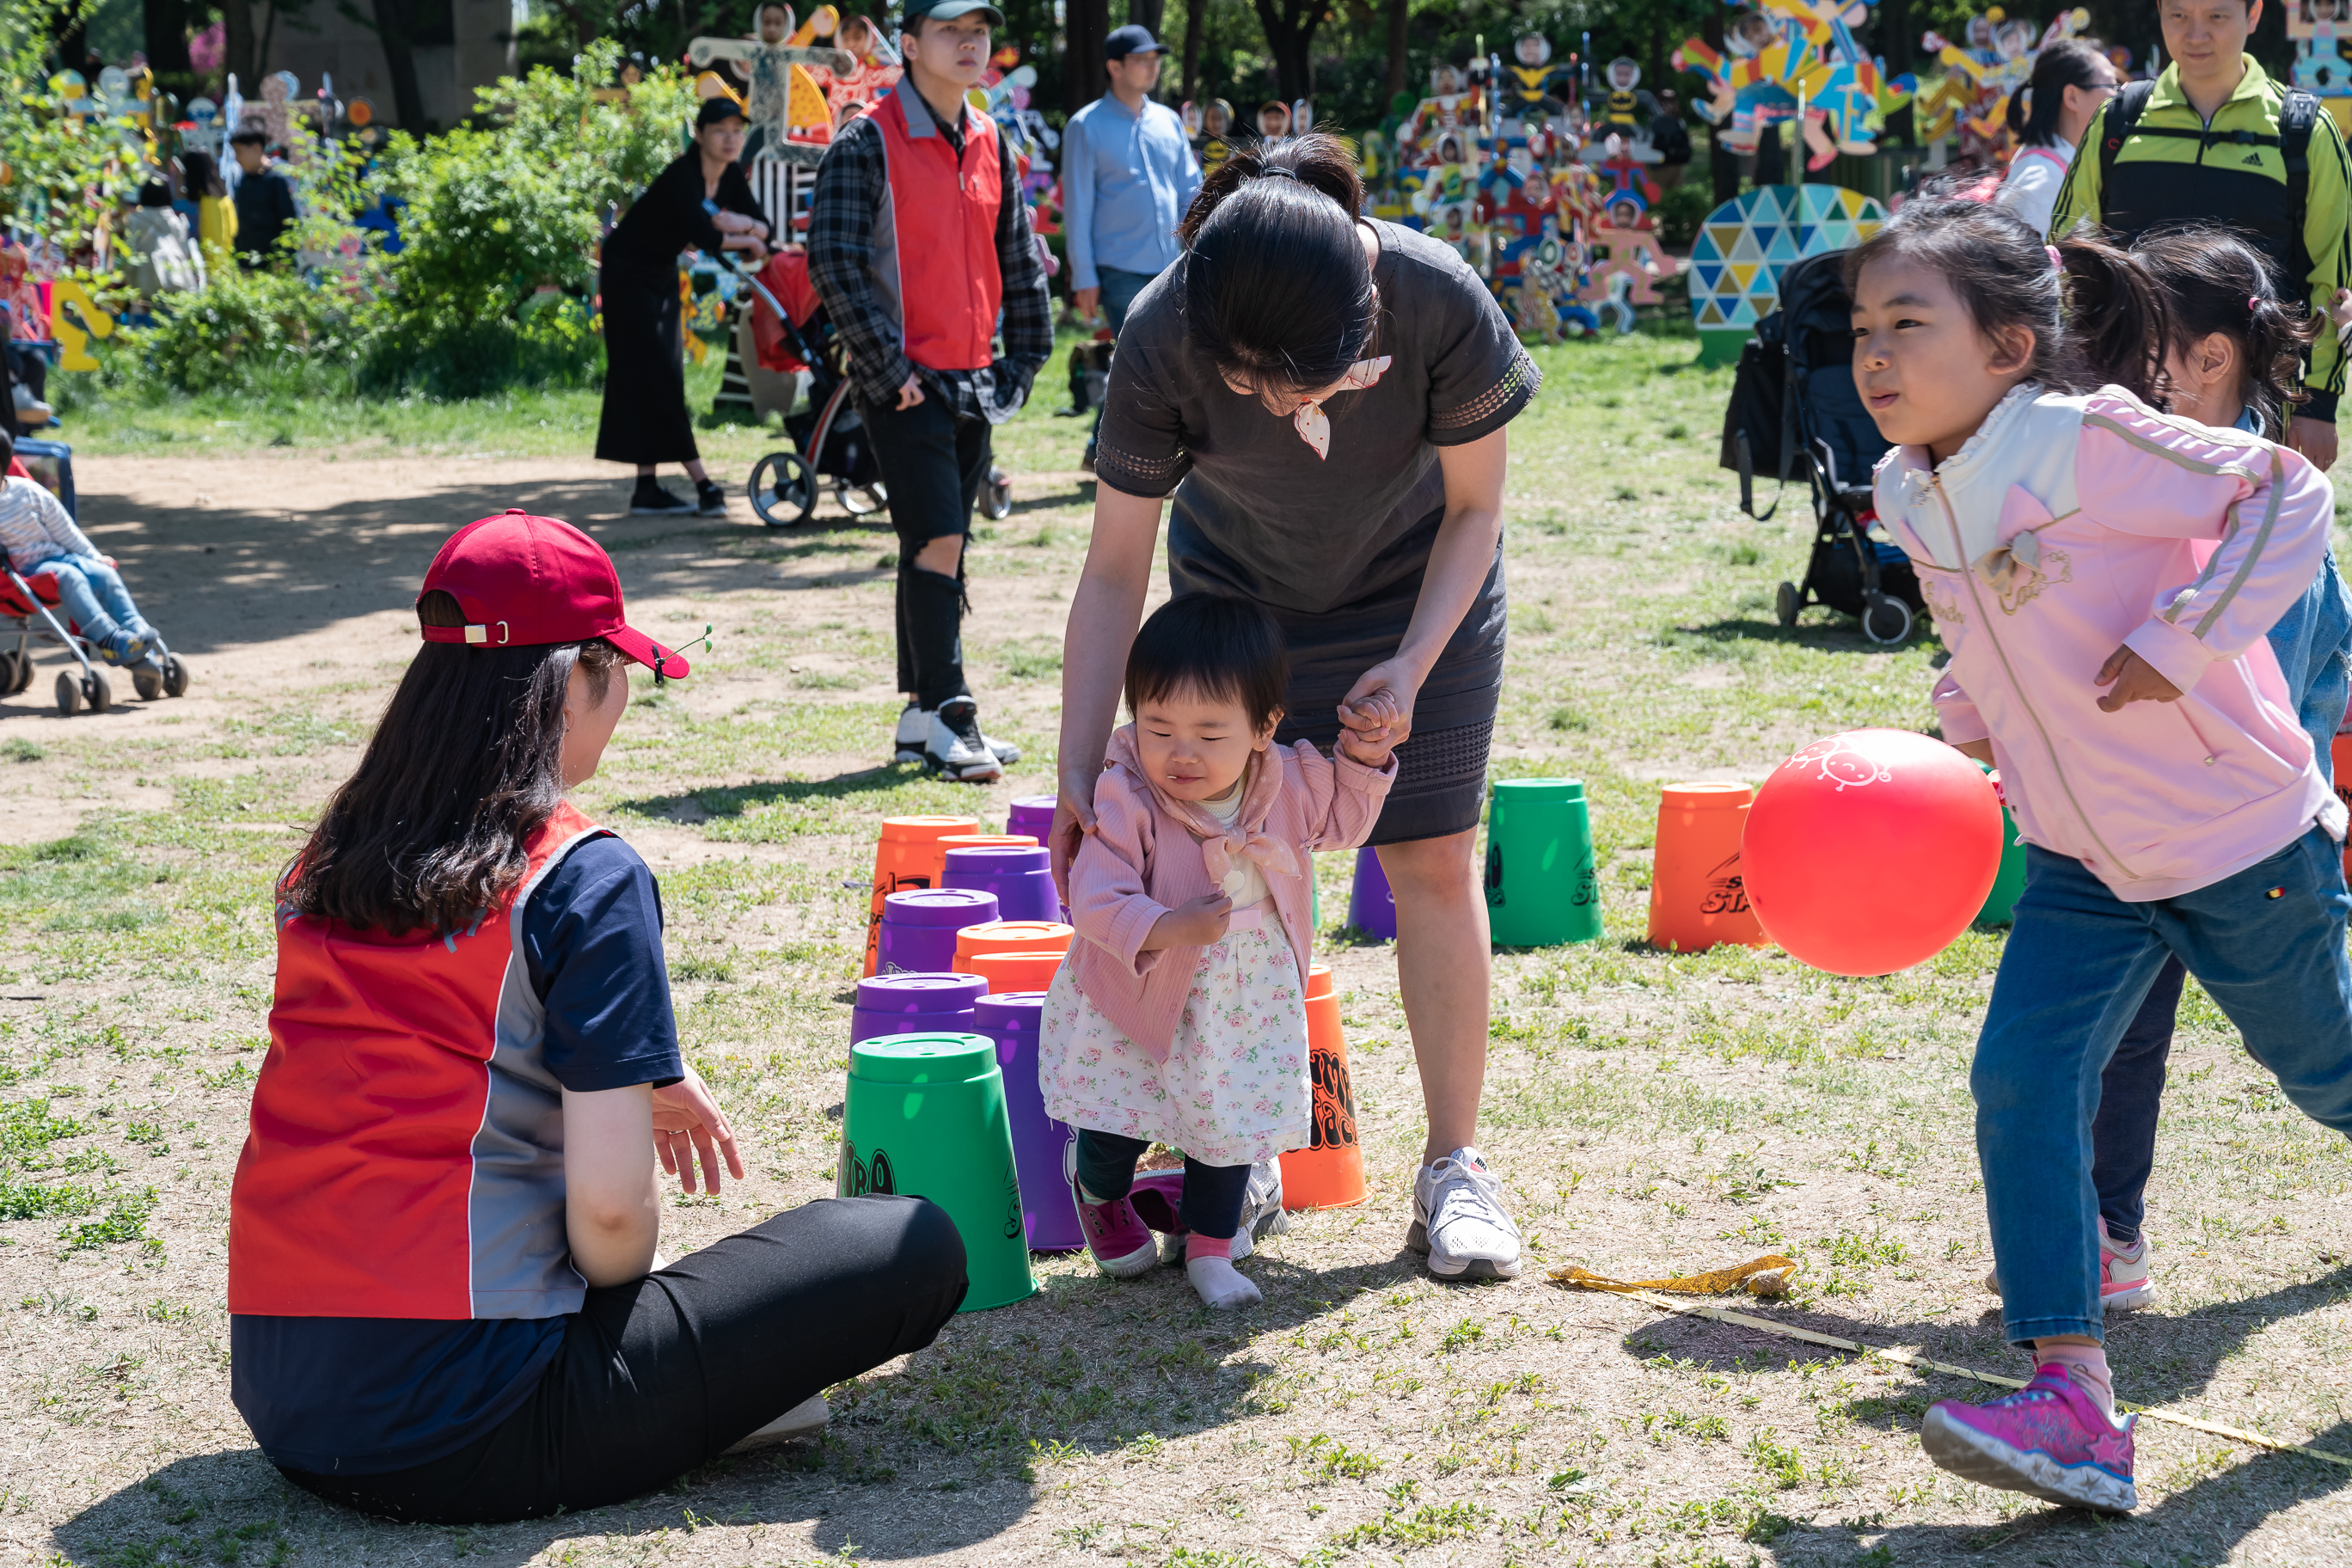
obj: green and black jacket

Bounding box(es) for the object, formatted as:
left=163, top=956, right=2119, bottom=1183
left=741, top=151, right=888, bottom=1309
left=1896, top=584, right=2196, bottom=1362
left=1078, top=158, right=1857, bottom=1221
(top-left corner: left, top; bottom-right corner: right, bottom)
left=2049, top=58, right=2352, bottom=422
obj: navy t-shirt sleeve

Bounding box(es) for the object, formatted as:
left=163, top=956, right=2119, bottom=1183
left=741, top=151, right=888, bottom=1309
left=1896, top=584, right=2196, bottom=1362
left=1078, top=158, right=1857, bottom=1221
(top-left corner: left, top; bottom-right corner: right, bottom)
left=519, top=835, right=685, bottom=1093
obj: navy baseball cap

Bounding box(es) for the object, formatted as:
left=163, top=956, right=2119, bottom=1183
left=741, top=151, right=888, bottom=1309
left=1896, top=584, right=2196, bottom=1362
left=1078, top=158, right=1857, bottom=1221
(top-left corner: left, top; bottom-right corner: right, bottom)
left=900, top=0, right=1004, bottom=25
left=1106, top=24, right=1163, bottom=58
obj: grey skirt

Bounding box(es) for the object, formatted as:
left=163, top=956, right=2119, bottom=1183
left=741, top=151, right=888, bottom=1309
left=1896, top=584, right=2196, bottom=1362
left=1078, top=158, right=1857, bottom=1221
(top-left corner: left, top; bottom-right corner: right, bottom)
left=1169, top=543, right=1504, bottom=845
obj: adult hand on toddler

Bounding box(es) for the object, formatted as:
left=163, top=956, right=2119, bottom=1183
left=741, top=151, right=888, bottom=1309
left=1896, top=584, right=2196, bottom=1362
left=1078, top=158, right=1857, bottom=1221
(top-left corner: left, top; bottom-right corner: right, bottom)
left=1338, top=661, right=1418, bottom=755
left=1337, top=687, right=1402, bottom=766
left=1050, top=765, right=1101, bottom=903
left=651, top=1064, right=748, bottom=1196
left=1142, top=891, right=1234, bottom=950
left=2094, top=646, right=2183, bottom=713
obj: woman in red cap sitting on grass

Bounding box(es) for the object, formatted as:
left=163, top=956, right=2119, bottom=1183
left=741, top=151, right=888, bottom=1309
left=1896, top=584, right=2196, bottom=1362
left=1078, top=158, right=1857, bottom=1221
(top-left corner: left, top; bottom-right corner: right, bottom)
left=226, top=511, right=968, bottom=1523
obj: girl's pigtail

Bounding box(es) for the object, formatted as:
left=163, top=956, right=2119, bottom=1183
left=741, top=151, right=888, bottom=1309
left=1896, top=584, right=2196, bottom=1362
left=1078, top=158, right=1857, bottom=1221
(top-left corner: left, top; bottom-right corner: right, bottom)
left=2057, top=234, right=2172, bottom=406
left=2243, top=291, right=2316, bottom=432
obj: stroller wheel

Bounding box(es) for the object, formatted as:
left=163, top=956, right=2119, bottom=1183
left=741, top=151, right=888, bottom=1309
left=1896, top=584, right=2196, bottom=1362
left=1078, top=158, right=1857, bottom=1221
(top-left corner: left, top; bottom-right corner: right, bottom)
left=983, top=470, right=1013, bottom=521
left=161, top=653, right=188, bottom=698
left=0, top=652, right=17, bottom=697
left=837, top=481, right=886, bottom=517
left=1861, top=592, right=1914, bottom=646
left=9, top=652, right=30, bottom=696
left=750, top=450, right=818, bottom=528
left=83, top=671, right=111, bottom=714
left=132, top=663, right=163, bottom=702
left=53, top=671, right=80, bottom=717
left=1774, top=582, right=1801, bottom=628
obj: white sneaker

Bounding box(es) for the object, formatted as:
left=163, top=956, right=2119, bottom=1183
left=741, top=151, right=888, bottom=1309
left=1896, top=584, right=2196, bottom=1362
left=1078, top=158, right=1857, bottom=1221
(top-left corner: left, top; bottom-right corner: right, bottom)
left=720, top=1393, right=829, bottom=1455
left=926, top=696, right=1002, bottom=781
left=901, top=699, right=1020, bottom=769
left=1158, top=1156, right=1291, bottom=1265
left=12, top=383, right=53, bottom=423
left=1410, top=1147, right=1522, bottom=1281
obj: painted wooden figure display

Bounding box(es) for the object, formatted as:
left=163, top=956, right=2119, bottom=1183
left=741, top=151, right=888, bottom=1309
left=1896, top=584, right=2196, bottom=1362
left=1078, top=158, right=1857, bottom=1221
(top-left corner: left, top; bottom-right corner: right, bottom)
left=689, top=3, right=855, bottom=157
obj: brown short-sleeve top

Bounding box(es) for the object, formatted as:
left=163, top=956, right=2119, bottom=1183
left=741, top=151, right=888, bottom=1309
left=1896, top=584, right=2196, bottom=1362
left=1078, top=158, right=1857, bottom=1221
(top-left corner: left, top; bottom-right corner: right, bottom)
left=1093, top=218, right=1540, bottom=616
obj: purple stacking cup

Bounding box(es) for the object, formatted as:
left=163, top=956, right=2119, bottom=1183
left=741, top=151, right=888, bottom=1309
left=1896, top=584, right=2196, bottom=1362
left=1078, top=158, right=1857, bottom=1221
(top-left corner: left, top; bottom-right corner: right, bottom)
left=848, top=972, right=989, bottom=1047
left=879, top=888, right=1000, bottom=975
left=942, top=845, right=1059, bottom=924
left=1345, top=845, right=1397, bottom=940
left=973, top=990, right=1082, bottom=1251
left=1006, top=794, right=1058, bottom=842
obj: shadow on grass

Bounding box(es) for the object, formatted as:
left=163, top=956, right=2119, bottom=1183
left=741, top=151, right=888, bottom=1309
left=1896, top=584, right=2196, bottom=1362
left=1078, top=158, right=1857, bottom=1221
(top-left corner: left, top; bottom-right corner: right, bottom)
left=618, top=764, right=954, bottom=825
left=1671, top=614, right=1918, bottom=654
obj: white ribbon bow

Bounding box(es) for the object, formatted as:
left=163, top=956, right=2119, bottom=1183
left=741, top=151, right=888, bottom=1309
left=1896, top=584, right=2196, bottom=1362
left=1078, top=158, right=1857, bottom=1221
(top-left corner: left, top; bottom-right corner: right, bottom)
left=1293, top=356, right=1393, bottom=459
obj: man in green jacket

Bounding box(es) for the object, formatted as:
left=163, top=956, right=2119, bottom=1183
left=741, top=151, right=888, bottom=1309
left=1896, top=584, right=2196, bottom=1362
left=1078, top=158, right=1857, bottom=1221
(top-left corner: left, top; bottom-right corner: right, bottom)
left=2048, top=0, right=2352, bottom=469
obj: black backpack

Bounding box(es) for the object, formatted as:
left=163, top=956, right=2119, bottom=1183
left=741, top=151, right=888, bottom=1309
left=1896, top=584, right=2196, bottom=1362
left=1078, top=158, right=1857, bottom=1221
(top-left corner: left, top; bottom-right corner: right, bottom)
left=2096, top=78, right=2321, bottom=288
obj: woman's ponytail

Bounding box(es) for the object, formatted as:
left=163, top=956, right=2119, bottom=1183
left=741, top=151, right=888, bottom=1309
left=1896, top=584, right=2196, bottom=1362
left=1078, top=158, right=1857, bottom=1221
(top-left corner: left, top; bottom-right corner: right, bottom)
left=2057, top=231, right=2172, bottom=405
left=1177, top=129, right=1363, bottom=245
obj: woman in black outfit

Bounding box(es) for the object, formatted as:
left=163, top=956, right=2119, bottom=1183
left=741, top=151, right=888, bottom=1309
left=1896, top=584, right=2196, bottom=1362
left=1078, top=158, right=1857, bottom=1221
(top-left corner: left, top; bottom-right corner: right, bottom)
left=598, top=97, right=772, bottom=515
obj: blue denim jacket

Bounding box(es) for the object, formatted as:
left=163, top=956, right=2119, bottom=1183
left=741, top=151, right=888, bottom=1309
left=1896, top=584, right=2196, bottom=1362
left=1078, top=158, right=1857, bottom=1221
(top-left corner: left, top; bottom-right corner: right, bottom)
left=2243, top=406, right=2352, bottom=782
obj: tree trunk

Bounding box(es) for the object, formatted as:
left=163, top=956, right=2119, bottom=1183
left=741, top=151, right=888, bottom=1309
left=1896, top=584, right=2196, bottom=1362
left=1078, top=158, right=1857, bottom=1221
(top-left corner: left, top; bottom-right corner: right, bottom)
left=368, top=0, right=427, bottom=128
left=1879, top=0, right=1914, bottom=144
left=1064, top=0, right=1109, bottom=113
left=221, top=0, right=260, bottom=88
left=1248, top=0, right=1319, bottom=103
left=1129, top=0, right=1164, bottom=38
left=1384, top=0, right=1406, bottom=102
left=1180, top=0, right=1204, bottom=103
left=144, top=0, right=193, bottom=75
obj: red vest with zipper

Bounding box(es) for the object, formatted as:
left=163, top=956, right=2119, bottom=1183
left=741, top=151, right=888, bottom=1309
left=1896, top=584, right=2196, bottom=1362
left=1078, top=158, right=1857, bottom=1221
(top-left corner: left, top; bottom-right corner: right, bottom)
left=870, top=81, right=1002, bottom=372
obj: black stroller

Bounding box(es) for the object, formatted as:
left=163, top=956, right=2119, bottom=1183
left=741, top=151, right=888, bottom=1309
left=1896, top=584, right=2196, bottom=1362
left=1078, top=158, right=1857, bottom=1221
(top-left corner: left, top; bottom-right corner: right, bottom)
left=739, top=257, right=1012, bottom=528
left=1719, top=248, right=1923, bottom=646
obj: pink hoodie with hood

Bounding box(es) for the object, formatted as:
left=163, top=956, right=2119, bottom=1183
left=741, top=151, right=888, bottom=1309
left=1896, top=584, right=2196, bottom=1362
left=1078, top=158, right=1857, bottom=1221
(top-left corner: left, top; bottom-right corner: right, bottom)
left=1874, top=382, right=2347, bottom=903
left=1064, top=725, right=1396, bottom=1061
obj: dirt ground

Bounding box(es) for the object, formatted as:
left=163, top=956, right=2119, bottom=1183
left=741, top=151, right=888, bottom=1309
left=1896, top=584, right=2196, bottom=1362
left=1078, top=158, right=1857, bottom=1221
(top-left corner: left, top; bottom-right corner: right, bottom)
left=2, top=347, right=2349, bottom=1568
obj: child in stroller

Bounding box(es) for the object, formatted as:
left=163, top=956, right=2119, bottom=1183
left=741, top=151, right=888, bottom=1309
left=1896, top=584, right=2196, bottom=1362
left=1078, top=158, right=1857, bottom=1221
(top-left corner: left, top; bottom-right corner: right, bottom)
left=740, top=252, right=1012, bottom=527
left=0, top=429, right=188, bottom=713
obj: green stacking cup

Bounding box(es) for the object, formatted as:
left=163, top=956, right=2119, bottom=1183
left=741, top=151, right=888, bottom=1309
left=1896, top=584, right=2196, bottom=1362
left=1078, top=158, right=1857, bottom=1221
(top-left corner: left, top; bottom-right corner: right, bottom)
left=1484, top=778, right=1604, bottom=946
left=1974, top=765, right=2028, bottom=927
left=839, top=1032, right=1037, bottom=1312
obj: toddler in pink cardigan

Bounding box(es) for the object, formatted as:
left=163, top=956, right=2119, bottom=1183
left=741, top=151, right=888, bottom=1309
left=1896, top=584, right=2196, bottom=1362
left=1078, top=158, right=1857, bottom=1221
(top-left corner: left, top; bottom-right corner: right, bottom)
left=1042, top=594, right=1398, bottom=1309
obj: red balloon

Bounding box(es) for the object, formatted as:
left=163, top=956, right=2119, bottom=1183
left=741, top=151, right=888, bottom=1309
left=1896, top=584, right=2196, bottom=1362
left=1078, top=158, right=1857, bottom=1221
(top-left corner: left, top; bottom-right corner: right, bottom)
left=1742, top=728, right=2005, bottom=976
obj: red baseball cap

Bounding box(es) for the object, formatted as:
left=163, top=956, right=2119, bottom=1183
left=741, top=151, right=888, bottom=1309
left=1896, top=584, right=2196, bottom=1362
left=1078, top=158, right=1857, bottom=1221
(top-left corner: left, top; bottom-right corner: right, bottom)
left=417, top=510, right=691, bottom=678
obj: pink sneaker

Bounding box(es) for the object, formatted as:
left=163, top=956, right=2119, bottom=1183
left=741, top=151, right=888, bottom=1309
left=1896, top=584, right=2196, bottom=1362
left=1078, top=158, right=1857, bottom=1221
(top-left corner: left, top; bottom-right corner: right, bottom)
left=1982, top=1224, right=2156, bottom=1313
left=1065, top=1141, right=1157, bottom=1278
left=1921, top=1366, right=2138, bottom=1512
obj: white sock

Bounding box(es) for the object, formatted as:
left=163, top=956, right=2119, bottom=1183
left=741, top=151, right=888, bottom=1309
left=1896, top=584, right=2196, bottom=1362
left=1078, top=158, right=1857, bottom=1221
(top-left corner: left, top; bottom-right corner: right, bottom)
left=1185, top=1255, right=1261, bottom=1310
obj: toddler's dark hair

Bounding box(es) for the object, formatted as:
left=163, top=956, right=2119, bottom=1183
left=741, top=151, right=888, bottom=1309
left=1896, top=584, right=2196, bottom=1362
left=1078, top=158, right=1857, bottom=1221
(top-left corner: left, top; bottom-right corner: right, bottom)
left=1845, top=193, right=2172, bottom=404
left=2131, top=228, right=2315, bottom=434
left=1124, top=593, right=1289, bottom=733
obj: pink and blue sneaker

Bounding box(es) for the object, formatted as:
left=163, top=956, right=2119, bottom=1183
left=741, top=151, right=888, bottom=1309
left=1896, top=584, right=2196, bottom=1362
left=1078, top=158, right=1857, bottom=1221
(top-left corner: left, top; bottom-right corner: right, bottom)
left=1921, top=1365, right=2137, bottom=1512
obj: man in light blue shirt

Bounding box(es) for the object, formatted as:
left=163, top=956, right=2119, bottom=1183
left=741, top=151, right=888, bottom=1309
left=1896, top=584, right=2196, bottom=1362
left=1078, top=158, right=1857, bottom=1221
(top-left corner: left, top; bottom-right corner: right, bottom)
left=1063, top=23, right=1201, bottom=469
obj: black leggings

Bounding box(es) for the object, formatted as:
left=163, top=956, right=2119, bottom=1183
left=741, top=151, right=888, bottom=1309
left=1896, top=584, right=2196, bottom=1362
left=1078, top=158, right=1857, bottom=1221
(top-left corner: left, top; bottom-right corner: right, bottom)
left=1074, top=1129, right=1252, bottom=1240
left=280, top=1197, right=966, bottom=1525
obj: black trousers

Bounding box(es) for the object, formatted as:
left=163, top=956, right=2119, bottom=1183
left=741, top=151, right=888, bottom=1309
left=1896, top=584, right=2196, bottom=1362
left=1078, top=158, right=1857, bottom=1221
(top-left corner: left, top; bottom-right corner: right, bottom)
left=865, top=393, right=990, bottom=709
left=2092, top=953, right=2188, bottom=1243
left=280, top=1197, right=966, bottom=1525
left=1073, top=1129, right=1253, bottom=1241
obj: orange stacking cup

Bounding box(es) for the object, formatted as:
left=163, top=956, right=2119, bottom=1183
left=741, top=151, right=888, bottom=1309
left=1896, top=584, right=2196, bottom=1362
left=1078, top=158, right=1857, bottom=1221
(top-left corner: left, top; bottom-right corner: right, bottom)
left=1647, top=782, right=1768, bottom=952
left=863, top=816, right=981, bottom=976
left=965, top=950, right=1068, bottom=994
left=953, top=919, right=1074, bottom=970
left=1281, top=962, right=1368, bottom=1210
left=2335, top=736, right=2352, bottom=880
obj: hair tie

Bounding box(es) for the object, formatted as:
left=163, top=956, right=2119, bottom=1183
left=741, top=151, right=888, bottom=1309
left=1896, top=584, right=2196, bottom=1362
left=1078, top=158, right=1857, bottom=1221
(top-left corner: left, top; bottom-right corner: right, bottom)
left=2250, top=294, right=2264, bottom=312
left=1260, top=163, right=1299, bottom=181
left=2045, top=244, right=2063, bottom=272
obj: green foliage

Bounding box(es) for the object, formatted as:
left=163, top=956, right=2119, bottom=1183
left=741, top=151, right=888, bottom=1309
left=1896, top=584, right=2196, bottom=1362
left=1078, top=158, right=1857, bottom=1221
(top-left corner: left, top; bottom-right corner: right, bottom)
left=1657, top=178, right=1714, bottom=249
left=115, top=264, right=384, bottom=397
left=367, top=40, right=696, bottom=396
left=1, top=0, right=138, bottom=296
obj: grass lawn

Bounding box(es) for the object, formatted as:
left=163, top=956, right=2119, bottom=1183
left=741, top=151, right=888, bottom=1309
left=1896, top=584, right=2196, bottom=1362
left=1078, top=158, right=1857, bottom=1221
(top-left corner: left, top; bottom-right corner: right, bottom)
left=3, top=326, right=2349, bottom=1567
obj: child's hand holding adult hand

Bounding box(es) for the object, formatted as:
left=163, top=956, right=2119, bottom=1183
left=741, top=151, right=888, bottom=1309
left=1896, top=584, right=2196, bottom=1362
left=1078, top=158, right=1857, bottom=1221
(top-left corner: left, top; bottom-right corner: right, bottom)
left=1142, top=892, right=1234, bottom=950
left=651, top=1065, right=748, bottom=1196
left=2094, top=646, right=2183, bottom=713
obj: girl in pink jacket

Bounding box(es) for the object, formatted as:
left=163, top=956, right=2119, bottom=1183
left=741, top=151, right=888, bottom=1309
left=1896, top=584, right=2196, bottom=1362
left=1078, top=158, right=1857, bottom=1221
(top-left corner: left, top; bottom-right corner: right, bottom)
left=1851, top=197, right=2352, bottom=1515
left=1042, top=593, right=1397, bottom=1309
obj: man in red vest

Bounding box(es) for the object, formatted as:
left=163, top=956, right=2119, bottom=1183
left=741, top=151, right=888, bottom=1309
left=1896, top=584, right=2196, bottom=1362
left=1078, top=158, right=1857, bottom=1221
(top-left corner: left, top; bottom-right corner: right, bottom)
left=809, top=0, right=1053, bottom=781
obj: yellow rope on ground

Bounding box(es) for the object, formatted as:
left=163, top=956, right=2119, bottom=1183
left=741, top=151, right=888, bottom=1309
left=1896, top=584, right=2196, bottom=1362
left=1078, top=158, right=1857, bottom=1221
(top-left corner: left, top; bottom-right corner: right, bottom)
left=1551, top=1266, right=2352, bottom=1472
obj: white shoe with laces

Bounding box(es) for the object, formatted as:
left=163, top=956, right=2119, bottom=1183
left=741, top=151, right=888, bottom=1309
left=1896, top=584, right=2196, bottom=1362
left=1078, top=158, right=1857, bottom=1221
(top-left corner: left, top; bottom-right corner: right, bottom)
left=924, top=696, right=1003, bottom=781
left=897, top=700, right=1020, bottom=766
left=1157, top=1157, right=1290, bottom=1265
left=1409, top=1147, right=1523, bottom=1281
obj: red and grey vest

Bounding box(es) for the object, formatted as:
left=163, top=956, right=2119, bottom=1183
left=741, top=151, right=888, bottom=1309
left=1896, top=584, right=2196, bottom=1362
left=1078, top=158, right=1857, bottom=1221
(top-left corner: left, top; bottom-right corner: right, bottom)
left=869, top=79, right=1002, bottom=372
left=228, top=804, right=611, bottom=1320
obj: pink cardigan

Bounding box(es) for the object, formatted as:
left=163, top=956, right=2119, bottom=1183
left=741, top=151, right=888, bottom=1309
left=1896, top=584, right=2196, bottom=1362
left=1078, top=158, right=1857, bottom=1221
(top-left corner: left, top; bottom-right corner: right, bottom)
left=1065, top=725, right=1396, bottom=1060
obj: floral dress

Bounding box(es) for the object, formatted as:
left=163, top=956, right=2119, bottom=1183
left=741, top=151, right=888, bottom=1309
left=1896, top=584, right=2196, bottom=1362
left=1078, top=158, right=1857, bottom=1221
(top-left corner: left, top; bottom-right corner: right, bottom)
left=1038, top=910, right=1312, bottom=1167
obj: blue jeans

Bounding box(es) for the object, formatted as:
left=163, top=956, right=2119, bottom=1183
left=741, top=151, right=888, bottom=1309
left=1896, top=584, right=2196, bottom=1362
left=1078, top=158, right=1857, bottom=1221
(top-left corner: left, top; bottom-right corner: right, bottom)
left=1084, top=266, right=1157, bottom=453
left=28, top=553, right=151, bottom=645
left=2092, top=548, right=2352, bottom=1241
left=1979, top=832, right=2352, bottom=1344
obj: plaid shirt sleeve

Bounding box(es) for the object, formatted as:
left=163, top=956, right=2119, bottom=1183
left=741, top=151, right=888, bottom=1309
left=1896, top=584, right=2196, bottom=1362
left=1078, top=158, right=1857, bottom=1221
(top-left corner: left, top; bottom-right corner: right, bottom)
left=805, top=118, right=917, bottom=409
left=994, top=145, right=1053, bottom=381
